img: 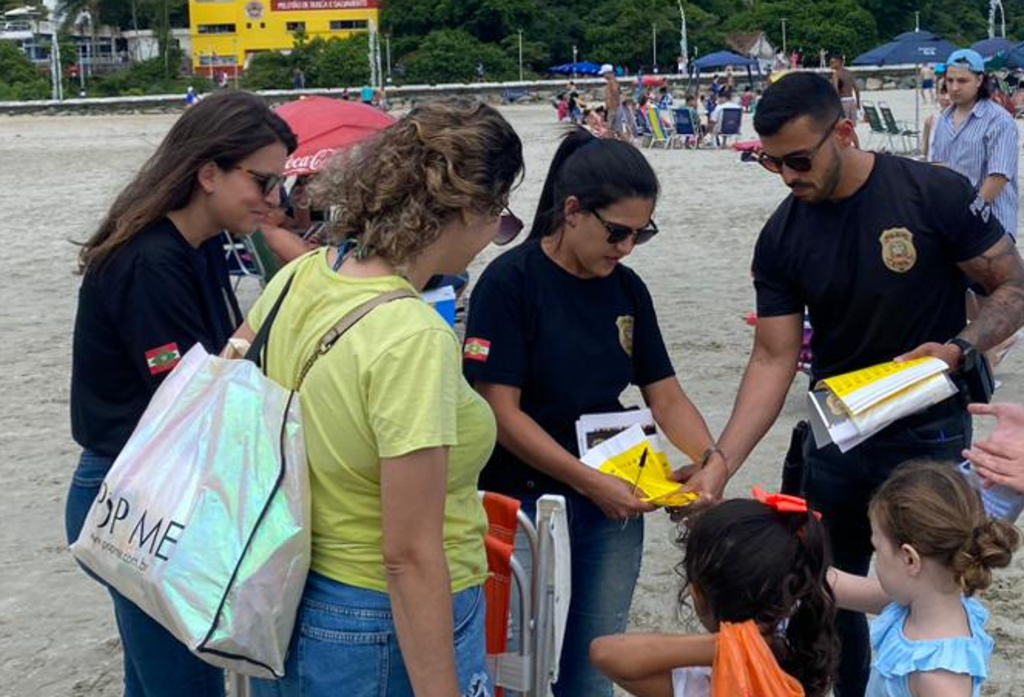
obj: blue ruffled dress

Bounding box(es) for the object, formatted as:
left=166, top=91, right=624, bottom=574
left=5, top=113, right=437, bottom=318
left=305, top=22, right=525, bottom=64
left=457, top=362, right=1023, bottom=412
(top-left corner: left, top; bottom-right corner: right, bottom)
left=866, top=597, right=993, bottom=697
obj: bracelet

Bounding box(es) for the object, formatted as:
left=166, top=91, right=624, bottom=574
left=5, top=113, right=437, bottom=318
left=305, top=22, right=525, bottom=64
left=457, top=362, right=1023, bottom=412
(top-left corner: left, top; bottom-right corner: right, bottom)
left=700, top=446, right=725, bottom=468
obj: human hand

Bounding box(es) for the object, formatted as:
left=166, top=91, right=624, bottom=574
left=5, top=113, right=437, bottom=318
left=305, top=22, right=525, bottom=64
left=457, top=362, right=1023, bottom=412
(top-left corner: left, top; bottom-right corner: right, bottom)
left=963, top=438, right=1024, bottom=494
left=666, top=454, right=728, bottom=521
left=895, top=342, right=960, bottom=370
left=579, top=470, right=657, bottom=522
left=963, top=402, right=1024, bottom=494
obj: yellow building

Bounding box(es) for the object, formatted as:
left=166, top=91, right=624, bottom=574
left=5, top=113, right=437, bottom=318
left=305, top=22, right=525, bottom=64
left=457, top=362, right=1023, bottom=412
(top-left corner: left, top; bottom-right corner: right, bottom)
left=189, top=0, right=380, bottom=76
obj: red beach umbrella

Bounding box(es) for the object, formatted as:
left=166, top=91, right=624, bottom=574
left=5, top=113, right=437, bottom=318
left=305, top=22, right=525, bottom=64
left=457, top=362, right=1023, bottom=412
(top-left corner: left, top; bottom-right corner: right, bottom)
left=276, top=96, right=396, bottom=177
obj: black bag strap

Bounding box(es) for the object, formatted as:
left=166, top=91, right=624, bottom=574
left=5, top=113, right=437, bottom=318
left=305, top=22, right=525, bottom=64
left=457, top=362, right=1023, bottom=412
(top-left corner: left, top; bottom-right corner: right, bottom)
left=295, top=288, right=417, bottom=390
left=244, top=272, right=297, bottom=372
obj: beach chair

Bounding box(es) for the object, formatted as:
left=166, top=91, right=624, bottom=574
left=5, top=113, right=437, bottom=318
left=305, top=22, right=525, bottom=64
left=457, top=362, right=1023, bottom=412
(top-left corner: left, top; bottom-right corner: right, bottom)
left=228, top=494, right=570, bottom=697
left=862, top=102, right=897, bottom=152
left=711, top=107, right=742, bottom=148
left=222, top=231, right=265, bottom=291
left=879, top=102, right=919, bottom=154
left=671, top=107, right=700, bottom=148
left=643, top=105, right=671, bottom=149
left=483, top=492, right=570, bottom=697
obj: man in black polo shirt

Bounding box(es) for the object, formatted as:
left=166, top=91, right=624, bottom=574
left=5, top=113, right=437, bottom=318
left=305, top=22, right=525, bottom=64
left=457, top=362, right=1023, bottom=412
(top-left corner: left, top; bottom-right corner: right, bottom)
left=685, top=73, right=1024, bottom=695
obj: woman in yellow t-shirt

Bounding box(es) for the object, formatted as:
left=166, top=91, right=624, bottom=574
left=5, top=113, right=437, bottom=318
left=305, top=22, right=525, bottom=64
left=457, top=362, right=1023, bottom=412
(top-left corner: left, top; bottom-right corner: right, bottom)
left=240, top=98, right=525, bottom=697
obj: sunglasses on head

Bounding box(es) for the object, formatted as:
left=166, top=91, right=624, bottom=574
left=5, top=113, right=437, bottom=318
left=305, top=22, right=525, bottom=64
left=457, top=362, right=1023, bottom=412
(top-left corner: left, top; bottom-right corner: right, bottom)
left=757, top=113, right=841, bottom=174
left=591, top=208, right=659, bottom=246
left=494, top=206, right=524, bottom=245
left=236, top=166, right=286, bottom=197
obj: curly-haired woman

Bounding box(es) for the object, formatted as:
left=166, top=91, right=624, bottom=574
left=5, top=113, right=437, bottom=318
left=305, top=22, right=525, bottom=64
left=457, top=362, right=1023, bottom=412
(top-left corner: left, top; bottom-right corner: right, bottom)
left=240, top=98, right=525, bottom=697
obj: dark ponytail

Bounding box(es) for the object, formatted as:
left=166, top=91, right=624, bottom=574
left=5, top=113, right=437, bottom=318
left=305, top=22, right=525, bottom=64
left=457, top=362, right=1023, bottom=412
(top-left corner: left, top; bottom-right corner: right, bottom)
left=776, top=510, right=840, bottom=697
left=676, top=500, right=839, bottom=697
left=528, top=127, right=659, bottom=241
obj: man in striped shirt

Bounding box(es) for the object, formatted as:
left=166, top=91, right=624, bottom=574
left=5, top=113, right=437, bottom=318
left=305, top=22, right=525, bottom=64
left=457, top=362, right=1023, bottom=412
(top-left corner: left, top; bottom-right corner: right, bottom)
left=930, top=48, right=1019, bottom=241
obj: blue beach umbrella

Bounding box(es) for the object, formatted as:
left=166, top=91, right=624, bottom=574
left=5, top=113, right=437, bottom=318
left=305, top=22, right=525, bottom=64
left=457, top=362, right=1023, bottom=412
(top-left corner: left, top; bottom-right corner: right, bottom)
left=851, top=30, right=956, bottom=66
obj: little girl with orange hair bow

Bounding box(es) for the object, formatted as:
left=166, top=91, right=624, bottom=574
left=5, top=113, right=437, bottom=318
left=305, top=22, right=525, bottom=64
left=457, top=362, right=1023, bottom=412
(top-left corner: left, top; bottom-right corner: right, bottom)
left=591, top=489, right=839, bottom=696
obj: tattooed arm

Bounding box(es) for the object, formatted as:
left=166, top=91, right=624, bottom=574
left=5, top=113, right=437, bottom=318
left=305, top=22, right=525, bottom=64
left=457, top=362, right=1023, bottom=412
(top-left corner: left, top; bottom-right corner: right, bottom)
left=898, top=236, right=1024, bottom=367
left=957, top=236, right=1024, bottom=352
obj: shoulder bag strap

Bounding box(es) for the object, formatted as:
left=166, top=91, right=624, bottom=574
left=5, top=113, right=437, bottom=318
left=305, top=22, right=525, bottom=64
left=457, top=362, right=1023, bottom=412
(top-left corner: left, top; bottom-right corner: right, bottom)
left=295, top=288, right=418, bottom=390
left=244, top=272, right=297, bottom=372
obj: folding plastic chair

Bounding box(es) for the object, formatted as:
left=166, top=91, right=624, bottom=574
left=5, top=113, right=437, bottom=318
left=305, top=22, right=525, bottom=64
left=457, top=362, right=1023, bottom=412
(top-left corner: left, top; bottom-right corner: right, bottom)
left=222, top=231, right=266, bottom=291
left=862, top=102, right=896, bottom=152
left=671, top=107, right=700, bottom=148
left=482, top=492, right=570, bottom=697
left=643, top=105, right=671, bottom=149
left=879, top=102, right=920, bottom=154
left=711, top=107, right=742, bottom=148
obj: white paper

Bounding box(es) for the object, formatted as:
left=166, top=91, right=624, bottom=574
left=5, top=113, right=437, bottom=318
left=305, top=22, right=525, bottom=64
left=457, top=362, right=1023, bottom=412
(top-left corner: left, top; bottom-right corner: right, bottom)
left=809, top=372, right=957, bottom=453
left=575, top=409, right=660, bottom=457
left=580, top=424, right=648, bottom=469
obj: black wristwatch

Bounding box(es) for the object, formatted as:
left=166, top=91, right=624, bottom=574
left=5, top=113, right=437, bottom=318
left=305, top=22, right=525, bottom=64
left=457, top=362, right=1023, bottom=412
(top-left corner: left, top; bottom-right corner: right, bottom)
left=946, top=337, right=978, bottom=372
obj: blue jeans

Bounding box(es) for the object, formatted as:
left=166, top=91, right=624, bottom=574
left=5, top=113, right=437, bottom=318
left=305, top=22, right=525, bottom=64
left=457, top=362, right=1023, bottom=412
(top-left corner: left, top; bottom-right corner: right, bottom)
left=65, top=449, right=225, bottom=697
left=250, top=572, right=491, bottom=697
left=514, top=492, right=643, bottom=697
left=801, top=399, right=970, bottom=697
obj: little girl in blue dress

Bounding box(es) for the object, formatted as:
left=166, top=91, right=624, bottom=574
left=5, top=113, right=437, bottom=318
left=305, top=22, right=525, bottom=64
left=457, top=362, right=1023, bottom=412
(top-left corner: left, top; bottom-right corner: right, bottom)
left=840, top=461, right=1020, bottom=697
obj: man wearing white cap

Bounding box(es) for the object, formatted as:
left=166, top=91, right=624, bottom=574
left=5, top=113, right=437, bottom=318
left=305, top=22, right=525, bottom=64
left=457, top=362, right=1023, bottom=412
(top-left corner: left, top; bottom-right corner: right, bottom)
left=601, top=63, right=625, bottom=139
left=930, top=48, right=1019, bottom=241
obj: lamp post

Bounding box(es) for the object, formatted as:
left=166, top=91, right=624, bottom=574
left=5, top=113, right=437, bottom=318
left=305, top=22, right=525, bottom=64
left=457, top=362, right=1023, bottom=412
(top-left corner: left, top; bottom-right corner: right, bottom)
left=518, top=29, right=523, bottom=81
left=652, top=23, right=657, bottom=72
left=677, top=0, right=688, bottom=73
left=781, top=18, right=787, bottom=56
left=385, top=34, right=391, bottom=81
left=572, top=44, right=577, bottom=78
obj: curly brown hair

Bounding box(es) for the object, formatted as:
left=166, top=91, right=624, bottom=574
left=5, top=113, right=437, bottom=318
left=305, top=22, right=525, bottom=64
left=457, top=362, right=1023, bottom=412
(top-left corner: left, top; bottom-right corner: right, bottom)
left=870, top=460, right=1021, bottom=596
left=309, top=97, right=524, bottom=269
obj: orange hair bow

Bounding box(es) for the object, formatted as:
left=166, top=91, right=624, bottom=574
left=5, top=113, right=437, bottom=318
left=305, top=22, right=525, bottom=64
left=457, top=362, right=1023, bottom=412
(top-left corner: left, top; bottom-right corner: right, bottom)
left=752, top=486, right=822, bottom=520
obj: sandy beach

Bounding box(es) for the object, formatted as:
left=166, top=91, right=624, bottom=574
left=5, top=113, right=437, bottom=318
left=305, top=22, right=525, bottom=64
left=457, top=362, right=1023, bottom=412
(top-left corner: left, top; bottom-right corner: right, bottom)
left=1, top=88, right=1021, bottom=696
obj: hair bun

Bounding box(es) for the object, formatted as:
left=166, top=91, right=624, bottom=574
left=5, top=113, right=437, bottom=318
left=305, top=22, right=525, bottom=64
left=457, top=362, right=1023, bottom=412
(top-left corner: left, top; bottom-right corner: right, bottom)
left=955, top=518, right=1021, bottom=595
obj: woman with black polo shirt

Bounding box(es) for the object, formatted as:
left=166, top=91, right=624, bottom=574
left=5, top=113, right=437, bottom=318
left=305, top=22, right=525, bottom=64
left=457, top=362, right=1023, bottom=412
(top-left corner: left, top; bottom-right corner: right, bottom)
left=463, top=128, right=723, bottom=697
left=66, top=91, right=296, bottom=697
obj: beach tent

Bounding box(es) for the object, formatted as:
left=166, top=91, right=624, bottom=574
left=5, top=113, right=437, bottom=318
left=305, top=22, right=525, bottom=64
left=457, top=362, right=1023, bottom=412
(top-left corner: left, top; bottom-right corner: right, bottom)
left=688, top=51, right=761, bottom=96
left=546, top=62, right=603, bottom=76
left=851, top=30, right=956, bottom=67
left=690, top=50, right=760, bottom=71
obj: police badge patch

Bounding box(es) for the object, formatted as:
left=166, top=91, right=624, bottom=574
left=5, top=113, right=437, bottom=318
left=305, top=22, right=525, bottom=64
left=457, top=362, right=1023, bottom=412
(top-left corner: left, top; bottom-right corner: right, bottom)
left=879, top=227, right=917, bottom=273
left=616, top=315, right=634, bottom=357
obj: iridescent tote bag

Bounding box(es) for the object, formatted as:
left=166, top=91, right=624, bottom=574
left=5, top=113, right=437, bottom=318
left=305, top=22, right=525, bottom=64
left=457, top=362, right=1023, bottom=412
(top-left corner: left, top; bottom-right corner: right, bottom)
left=71, top=268, right=414, bottom=678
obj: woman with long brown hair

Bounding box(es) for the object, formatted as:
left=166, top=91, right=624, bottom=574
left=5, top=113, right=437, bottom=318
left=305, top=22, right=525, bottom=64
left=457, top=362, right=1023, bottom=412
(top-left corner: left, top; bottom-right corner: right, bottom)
left=65, top=90, right=296, bottom=697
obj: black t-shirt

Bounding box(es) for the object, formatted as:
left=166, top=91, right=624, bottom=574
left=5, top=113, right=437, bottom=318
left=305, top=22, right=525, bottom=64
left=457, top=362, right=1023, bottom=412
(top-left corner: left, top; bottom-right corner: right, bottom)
left=753, top=154, right=1007, bottom=382
left=71, top=219, right=241, bottom=457
left=463, top=239, right=675, bottom=496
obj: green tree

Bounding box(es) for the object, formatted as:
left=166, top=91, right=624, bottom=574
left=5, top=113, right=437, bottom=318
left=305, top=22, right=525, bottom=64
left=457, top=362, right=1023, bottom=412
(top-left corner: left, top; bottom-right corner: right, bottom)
left=315, top=34, right=372, bottom=87
left=0, top=41, right=51, bottom=99
left=404, top=28, right=517, bottom=83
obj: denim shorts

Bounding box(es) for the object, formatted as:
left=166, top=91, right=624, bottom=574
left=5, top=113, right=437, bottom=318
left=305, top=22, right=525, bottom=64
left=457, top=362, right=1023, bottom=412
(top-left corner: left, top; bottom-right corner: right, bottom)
left=251, top=572, right=491, bottom=697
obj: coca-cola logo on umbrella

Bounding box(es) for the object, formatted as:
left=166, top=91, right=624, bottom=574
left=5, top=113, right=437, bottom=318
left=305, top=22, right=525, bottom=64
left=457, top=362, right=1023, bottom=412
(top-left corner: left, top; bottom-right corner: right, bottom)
left=276, top=96, right=396, bottom=177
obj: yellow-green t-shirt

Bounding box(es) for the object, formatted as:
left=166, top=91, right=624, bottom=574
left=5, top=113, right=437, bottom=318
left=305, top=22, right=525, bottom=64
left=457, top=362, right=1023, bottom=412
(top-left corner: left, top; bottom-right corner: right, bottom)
left=247, top=249, right=495, bottom=592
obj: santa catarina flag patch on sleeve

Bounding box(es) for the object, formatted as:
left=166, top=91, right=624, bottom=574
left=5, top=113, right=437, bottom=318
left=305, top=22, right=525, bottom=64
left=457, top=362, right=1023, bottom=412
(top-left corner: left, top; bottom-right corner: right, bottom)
left=464, top=337, right=491, bottom=363
left=145, top=342, right=182, bottom=375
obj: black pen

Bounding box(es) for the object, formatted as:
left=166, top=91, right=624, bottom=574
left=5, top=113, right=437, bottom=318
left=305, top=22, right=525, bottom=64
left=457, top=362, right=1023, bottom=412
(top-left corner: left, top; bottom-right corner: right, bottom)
left=630, top=446, right=649, bottom=498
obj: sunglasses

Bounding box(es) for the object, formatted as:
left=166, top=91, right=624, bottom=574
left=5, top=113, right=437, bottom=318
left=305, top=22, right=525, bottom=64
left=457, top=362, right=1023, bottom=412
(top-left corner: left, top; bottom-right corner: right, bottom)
left=591, top=209, right=659, bottom=246
left=236, top=167, right=286, bottom=197
left=757, top=114, right=841, bottom=174
left=494, top=207, right=524, bottom=246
